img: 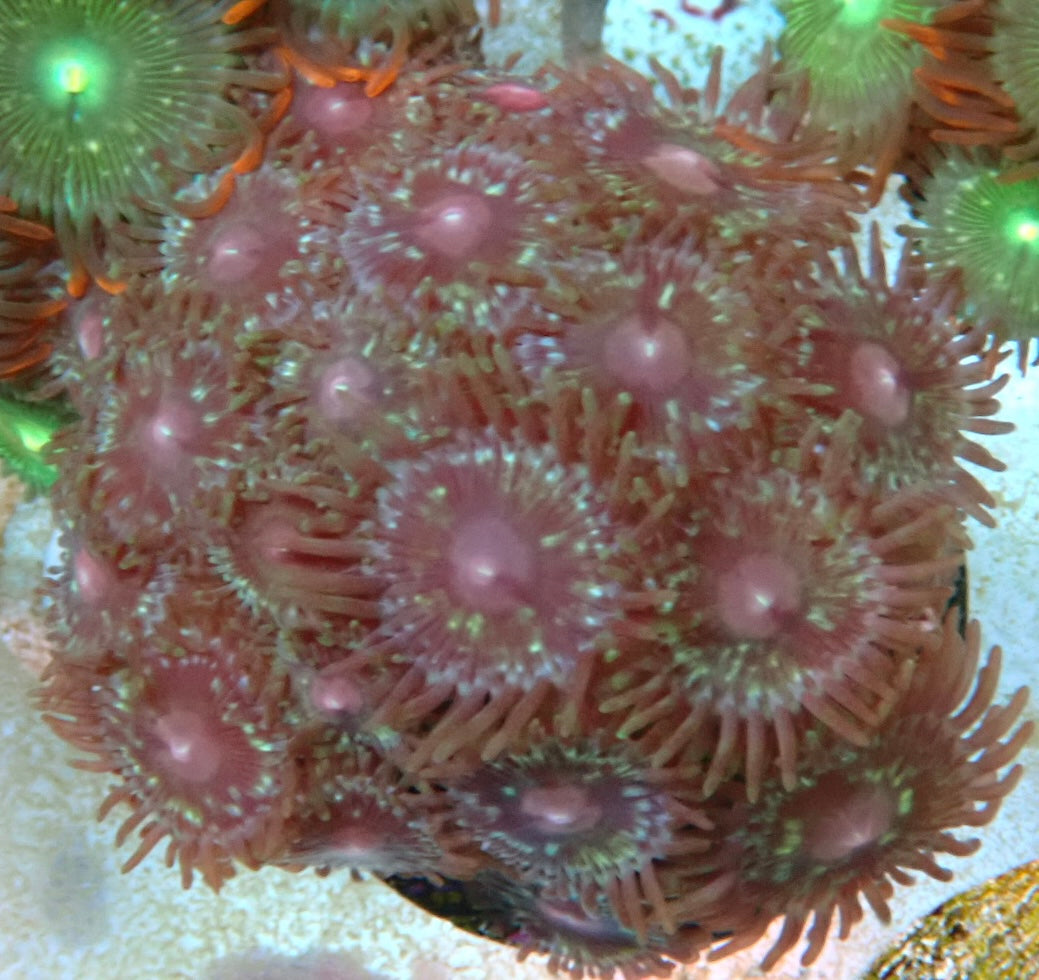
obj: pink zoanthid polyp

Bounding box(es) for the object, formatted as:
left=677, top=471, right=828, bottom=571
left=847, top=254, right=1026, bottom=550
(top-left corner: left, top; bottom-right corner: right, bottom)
left=777, top=230, right=1013, bottom=524
left=688, top=617, right=1033, bottom=971
left=602, top=314, right=696, bottom=395
left=602, top=429, right=961, bottom=803
left=640, top=142, right=724, bottom=196
left=847, top=341, right=913, bottom=427
left=39, top=602, right=297, bottom=891
left=445, top=512, right=536, bottom=613
left=209, top=472, right=379, bottom=631
left=442, top=731, right=710, bottom=938
left=714, top=551, right=803, bottom=641
left=82, top=345, right=250, bottom=543
left=340, top=139, right=583, bottom=331
left=517, top=239, right=769, bottom=440
left=44, top=529, right=149, bottom=660
left=358, top=430, right=645, bottom=695
left=291, top=77, right=377, bottom=143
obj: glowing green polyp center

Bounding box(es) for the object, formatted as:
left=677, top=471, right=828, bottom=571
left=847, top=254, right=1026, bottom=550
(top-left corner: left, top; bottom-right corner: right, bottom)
left=40, top=39, right=111, bottom=113
left=1007, top=211, right=1039, bottom=251
left=838, top=0, right=885, bottom=26
left=0, top=396, right=64, bottom=490
left=58, top=59, right=89, bottom=95
left=14, top=417, right=55, bottom=454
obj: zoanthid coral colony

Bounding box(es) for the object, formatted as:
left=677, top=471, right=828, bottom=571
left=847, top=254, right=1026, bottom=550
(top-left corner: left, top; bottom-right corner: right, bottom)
left=0, top=0, right=1034, bottom=976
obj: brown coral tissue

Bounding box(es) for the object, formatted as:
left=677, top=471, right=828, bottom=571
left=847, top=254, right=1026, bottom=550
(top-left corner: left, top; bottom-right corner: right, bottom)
left=24, top=2, right=1034, bottom=977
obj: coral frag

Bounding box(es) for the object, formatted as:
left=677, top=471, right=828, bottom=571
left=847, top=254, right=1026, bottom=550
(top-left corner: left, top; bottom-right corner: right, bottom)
left=0, top=1, right=1031, bottom=976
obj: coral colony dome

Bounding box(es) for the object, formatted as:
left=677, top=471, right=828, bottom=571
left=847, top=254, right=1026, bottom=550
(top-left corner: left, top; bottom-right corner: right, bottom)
left=1, top=0, right=1037, bottom=977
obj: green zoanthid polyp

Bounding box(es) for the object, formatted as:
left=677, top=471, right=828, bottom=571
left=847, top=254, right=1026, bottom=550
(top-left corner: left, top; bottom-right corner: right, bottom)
left=776, top=0, right=938, bottom=145
left=913, top=150, right=1039, bottom=349
left=0, top=0, right=280, bottom=289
